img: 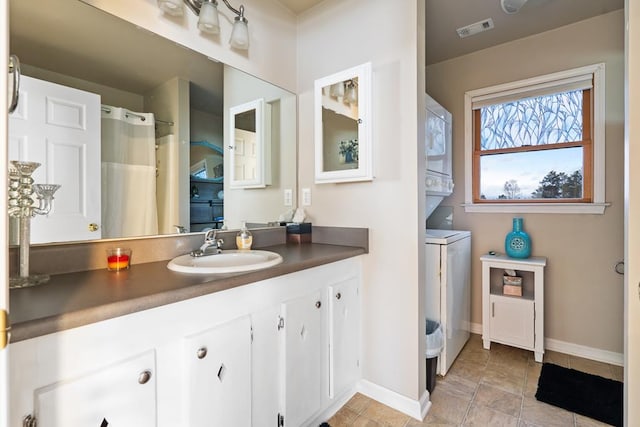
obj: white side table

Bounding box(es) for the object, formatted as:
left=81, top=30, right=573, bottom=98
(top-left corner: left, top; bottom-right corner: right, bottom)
left=480, top=253, right=547, bottom=362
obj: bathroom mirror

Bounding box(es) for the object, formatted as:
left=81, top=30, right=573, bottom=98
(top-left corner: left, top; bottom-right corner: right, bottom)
left=8, top=0, right=297, bottom=244
left=314, top=62, right=373, bottom=184
left=229, top=98, right=271, bottom=188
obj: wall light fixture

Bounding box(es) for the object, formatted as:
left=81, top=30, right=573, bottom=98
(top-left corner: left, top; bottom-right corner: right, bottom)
left=157, top=0, right=249, bottom=50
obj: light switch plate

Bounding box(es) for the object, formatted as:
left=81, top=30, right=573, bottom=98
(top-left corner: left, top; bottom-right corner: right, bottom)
left=284, top=189, right=293, bottom=206
left=302, top=188, right=311, bottom=206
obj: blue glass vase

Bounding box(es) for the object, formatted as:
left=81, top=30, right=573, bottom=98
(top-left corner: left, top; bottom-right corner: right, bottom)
left=505, top=217, right=531, bottom=258
left=345, top=151, right=354, bottom=163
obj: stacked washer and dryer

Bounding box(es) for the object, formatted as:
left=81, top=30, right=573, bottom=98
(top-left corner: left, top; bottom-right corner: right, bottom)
left=425, top=94, right=471, bottom=376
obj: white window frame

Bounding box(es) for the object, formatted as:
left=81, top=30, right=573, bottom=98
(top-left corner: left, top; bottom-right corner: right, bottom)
left=463, top=63, right=608, bottom=214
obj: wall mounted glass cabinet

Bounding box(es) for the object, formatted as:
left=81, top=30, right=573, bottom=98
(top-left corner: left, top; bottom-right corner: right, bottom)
left=314, top=63, right=372, bottom=184
left=229, top=98, right=272, bottom=188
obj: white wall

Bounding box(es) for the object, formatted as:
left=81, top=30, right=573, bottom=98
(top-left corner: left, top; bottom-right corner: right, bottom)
left=145, top=77, right=191, bottom=234
left=298, top=0, right=427, bottom=401
left=427, top=11, right=625, bottom=356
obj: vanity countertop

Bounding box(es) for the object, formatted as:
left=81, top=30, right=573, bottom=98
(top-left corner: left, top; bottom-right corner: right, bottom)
left=9, top=243, right=366, bottom=343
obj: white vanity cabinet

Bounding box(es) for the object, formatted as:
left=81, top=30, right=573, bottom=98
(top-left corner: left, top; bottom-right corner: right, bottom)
left=10, top=257, right=362, bottom=427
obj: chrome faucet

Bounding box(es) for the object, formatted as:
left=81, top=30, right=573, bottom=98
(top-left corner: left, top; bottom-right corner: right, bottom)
left=190, top=229, right=224, bottom=257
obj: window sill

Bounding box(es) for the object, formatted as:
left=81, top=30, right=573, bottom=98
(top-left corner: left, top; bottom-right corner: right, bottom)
left=462, top=202, right=609, bottom=214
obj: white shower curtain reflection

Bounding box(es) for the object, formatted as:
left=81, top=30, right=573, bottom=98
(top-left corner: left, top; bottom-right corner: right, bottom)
left=101, top=106, right=159, bottom=238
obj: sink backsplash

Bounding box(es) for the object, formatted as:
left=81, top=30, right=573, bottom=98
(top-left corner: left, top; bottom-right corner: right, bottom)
left=8, top=226, right=369, bottom=276
left=9, top=228, right=286, bottom=276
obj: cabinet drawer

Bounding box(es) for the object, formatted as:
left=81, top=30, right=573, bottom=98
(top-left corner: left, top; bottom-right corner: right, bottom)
left=489, top=295, right=535, bottom=349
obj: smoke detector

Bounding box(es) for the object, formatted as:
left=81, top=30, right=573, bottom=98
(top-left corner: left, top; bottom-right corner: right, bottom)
left=501, top=0, right=528, bottom=14
left=456, top=18, right=494, bottom=39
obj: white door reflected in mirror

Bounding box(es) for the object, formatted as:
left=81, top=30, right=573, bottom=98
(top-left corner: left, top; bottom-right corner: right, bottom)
left=8, top=75, right=102, bottom=244
left=228, top=99, right=272, bottom=188
left=314, top=62, right=372, bottom=184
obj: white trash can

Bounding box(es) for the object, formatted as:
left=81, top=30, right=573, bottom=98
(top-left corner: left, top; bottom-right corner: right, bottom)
left=426, top=319, right=444, bottom=393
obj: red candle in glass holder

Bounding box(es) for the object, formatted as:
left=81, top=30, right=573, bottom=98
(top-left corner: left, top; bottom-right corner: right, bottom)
left=107, top=248, right=131, bottom=271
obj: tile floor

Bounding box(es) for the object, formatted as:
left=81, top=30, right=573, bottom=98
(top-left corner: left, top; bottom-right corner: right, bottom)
left=328, top=334, right=623, bottom=426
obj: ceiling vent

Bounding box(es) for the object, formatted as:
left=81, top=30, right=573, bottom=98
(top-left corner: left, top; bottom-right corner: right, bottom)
left=456, top=18, right=495, bottom=38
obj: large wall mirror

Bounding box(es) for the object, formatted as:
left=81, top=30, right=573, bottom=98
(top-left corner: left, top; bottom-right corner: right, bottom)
left=8, top=0, right=297, bottom=245
left=314, top=62, right=372, bottom=184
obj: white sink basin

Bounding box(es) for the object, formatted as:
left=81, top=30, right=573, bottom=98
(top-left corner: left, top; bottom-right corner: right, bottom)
left=167, top=250, right=283, bottom=274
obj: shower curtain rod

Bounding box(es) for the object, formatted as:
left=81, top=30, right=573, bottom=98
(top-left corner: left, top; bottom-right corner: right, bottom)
left=101, top=106, right=174, bottom=126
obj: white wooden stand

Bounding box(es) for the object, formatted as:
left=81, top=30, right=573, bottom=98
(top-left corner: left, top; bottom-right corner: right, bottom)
left=481, top=254, right=546, bottom=362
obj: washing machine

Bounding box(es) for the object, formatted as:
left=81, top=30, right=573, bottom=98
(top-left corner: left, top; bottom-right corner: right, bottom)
left=425, top=229, right=471, bottom=376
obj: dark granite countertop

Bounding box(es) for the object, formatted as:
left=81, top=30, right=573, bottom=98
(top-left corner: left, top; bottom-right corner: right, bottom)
left=10, top=243, right=366, bottom=342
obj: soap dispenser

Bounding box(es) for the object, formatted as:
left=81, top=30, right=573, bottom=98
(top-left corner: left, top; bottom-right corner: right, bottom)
left=236, top=221, right=253, bottom=250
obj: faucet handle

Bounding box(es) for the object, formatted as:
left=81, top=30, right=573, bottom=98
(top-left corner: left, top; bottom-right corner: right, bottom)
left=204, top=229, right=217, bottom=242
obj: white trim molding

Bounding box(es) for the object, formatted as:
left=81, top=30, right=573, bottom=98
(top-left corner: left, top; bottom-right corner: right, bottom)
left=357, top=379, right=431, bottom=421
left=469, top=323, right=623, bottom=366
left=464, top=63, right=607, bottom=214
left=462, top=202, right=609, bottom=214
left=544, top=337, right=624, bottom=366
left=310, top=386, right=360, bottom=426
left=470, top=322, right=483, bottom=335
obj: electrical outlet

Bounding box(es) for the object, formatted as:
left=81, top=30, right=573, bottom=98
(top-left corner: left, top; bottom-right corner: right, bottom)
left=302, top=188, right=311, bottom=206
left=284, top=189, right=293, bottom=206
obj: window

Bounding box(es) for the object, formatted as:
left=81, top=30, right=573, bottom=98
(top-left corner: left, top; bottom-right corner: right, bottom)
left=464, top=63, right=607, bottom=214
left=190, top=159, right=208, bottom=179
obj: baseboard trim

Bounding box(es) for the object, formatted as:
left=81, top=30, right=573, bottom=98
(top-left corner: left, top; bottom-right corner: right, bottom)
left=356, top=379, right=430, bottom=421
left=545, top=337, right=624, bottom=366
left=308, top=387, right=357, bottom=426
left=469, top=322, right=623, bottom=366
left=470, top=322, right=482, bottom=335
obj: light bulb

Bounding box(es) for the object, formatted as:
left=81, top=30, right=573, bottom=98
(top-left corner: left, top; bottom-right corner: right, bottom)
left=346, top=81, right=358, bottom=104
left=330, top=82, right=345, bottom=99
left=198, top=1, right=220, bottom=34
left=157, top=0, right=184, bottom=16
left=230, top=18, right=249, bottom=50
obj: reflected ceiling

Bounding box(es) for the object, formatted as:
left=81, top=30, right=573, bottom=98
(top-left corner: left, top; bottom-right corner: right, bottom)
left=10, top=0, right=223, bottom=114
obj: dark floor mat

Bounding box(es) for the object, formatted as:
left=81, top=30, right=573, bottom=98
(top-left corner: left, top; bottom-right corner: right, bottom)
left=535, top=363, right=622, bottom=426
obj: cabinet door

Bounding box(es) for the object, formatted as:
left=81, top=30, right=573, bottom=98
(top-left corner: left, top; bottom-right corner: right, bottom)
left=489, top=295, right=535, bottom=349
left=281, top=290, right=324, bottom=427
left=184, top=315, right=252, bottom=427
left=34, top=351, right=156, bottom=427
left=252, top=306, right=281, bottom=427
left=328, top=277, right=360, bottom=398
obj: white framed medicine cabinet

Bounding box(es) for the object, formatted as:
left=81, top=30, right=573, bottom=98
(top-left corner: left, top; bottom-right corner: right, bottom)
left=314, top=62, right=372, bottom=184
left=228, top=98, right=272, bottom=188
